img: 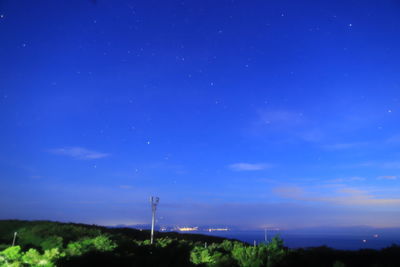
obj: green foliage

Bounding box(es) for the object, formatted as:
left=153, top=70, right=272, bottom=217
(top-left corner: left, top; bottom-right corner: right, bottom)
left=65, top=242, right=84, bottom=256
left=219, top=240, right=236, bottom=252
left=0, top=246, right=63, bottom=267
left=1, top=220, right=103, bottom=252
left=40, top=236, right=63, bottom=251
left=0, top=246, right=22, bottom=261
left=17, top=225, right=66, bottom=250
left=191, top=246, right=214, bottom=265
left=187, top=237, right=287, bottom=267
left=210, top=251, right=238, bottom=267
left=231, top=243, right=268, bottom=267
left=65, top=235, right=116, bottom=256
left=332, top=261, right=346, bottom=267
left=188, top=237, right=286, bottom=267
left=266, top=236, right=286, bottom=267
left=268, top=236, right=284, bottom=250
left=91, top=235, right=117, bottom=251
left=139, top=239, right=151, bottom=246
left=155, top=237, right=174, bottom=248
left=43, top=248, right=64, bottom=261
left=2, top=220, right=400, bottom=267
left=21, top=248, right=61, bottom=267
left=20, top=249, right=41, bottom=265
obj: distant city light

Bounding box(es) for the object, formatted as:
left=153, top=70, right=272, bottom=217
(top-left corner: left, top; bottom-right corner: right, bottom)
left=208, top=228, right=229, bottom=232
left=177, top=227, right=198, bottom=232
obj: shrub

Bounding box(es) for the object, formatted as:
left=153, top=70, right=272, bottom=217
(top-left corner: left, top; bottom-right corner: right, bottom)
left=191, top=246, right=214, bottom=265
left=0, top=246, right=22, bottom=261
left=66, top=235, right=117, bottom=256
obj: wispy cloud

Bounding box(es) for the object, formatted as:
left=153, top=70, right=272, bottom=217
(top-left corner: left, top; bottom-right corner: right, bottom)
left=328, top=176, right=366, bottom=183
left=378, top=176, right=397, bottom=180
left=386, top=134, right=400, bottom=144
left=349, top=161, right=400, bottom=169
left=250, top=106, right=390, bottom=146
left=255, top=110, right=306, bottom=132
left=229, top=162, right=272, bottom=171
left=273, top=186, right=304, bottom=198
left=273, top=185, right=400, bottom=206
left=49, top=147, right=109, bottom=160
left=381, top=162, right=400, bottom=169
left=119, top=185, right=134, bottom=189
left=251, top=109, right=326, bottom=143
left=260, top=110, right=305, bottom=125
left=322, top=142, right=366, bottom=150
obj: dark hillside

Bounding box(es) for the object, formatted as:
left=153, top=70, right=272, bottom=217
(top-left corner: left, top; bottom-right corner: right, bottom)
left=1, top=220, right=400, bottom=267
left=0, top=219, right=235, bottom=250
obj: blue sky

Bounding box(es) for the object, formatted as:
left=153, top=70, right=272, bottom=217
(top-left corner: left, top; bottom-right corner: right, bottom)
left=1, top=0, right=400, bottom=228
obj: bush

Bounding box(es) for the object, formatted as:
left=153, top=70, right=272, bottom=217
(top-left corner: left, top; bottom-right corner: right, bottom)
left=40, top=236, right=63, bottom=251
left=191, top=246, right=214, bottom=265
left=0, top=246, right=22, bottom=261
left=0, top=246, right=63, bottom=267
left=66, top=235, right=117, bottom=256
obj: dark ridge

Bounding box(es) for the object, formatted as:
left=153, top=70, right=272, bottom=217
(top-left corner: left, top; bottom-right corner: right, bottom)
left=0, top=219, right=238, bottom=245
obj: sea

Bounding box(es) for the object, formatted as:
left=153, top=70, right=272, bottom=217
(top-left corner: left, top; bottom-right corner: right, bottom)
left=193, top=229, right=400, bottom=250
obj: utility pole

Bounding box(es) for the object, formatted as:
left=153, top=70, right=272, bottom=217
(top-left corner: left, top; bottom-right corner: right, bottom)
left=12, top=232, right=17, bottom=246
left=264, top=228, right=268, bottom=243
left=150, top=196, right=159, bottom=244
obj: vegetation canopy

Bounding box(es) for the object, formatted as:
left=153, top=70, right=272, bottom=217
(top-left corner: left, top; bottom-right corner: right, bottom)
left=0, top=220, right=399, bottom=267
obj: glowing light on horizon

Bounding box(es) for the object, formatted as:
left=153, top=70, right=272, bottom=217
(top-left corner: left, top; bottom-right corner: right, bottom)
left=177, top=227, right=198, bottom=232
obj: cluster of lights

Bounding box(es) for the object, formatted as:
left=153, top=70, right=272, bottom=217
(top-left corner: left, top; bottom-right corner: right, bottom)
left=177, top=227, right=199, bottom=232
left=362, top=234, right=380, bottom=243
left=208, top=228, right=229, bottom=232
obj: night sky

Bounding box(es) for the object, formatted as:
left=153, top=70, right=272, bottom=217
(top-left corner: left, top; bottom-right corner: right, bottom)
left=1, top=0, right=400, bottom=229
